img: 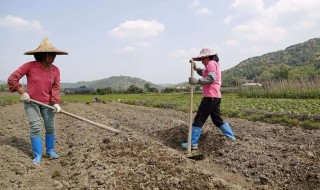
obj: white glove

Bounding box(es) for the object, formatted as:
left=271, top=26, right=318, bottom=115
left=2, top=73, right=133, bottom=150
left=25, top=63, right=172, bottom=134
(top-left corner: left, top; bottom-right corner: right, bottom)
left=20, top=92, right=30, bottom=102
left=189, top=77, right=200, bottom=85
left=53, top=104, right=61, bottom=113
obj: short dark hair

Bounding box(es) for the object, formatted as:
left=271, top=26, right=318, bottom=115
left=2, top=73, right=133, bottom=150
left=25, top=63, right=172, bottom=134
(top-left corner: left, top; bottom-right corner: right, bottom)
left=209, top=54, right=219, bottom=62
left=34, top=53, right=46, bottom=62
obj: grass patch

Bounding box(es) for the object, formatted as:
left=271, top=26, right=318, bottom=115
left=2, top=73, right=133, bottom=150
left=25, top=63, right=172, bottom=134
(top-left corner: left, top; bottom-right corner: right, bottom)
left=0, top=96, right=19, bottom=106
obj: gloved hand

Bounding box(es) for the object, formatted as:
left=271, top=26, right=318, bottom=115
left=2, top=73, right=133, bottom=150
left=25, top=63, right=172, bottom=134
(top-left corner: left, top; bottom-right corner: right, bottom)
left=20, top=92, right=30, bottom=102
left=189, top=77, right=200, bottom=85
left=53, top=104, right=61, bottom=113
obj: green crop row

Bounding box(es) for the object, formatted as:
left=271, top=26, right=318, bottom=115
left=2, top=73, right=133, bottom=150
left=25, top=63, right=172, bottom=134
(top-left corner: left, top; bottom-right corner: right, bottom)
left=239, top=87, right=320, bottom=99
left=60, top=93, right=320, bottom=129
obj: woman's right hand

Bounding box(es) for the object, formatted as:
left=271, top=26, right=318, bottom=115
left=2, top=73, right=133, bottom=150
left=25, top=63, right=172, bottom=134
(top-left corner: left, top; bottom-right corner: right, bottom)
left=20, top=92, right=30, bottom=102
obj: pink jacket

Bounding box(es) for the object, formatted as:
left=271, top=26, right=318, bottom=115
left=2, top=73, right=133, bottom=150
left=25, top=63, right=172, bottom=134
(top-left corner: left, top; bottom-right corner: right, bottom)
left=202, top=60, right=221, bottom=98
left=8, top=61, right=61, bottom=104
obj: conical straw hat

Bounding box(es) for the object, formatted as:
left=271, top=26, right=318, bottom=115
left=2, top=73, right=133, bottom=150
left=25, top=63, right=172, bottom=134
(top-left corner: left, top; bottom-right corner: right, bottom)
left=24, top=37, right=68, bottom=55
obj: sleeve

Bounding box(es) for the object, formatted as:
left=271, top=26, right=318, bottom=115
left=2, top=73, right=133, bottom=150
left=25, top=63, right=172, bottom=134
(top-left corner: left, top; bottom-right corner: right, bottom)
left=7, top=64, right=29, bottom=92
left=50, top=67, right=61, bottom=104
left=199, top=62, right=216, bottom=85
left=196, top=68, right=203, bottom=76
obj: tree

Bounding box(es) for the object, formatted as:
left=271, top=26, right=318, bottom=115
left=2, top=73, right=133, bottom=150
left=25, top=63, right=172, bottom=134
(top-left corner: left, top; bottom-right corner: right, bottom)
left=224, top=77, right=242, bottom=87
left=149, top=87, right=159, bottom=93
left=104, top=87, right=113, bottom=94
left=95, top=88, right=106, bottom=95
left=194, top=86, right=201, bottom=91
left=161, top=87, right=175, bottom=93
left=144, top=83, right=151, bottom=92
left=127, top=85, right=143, bottom=94
left=272, top=65, right=289, bottom=80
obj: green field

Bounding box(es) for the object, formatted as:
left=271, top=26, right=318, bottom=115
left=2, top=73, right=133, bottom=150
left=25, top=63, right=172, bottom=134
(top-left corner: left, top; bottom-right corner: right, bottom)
left=63, top=93, right=320, bottom=129
left=1, top=93, right=319, bottom=129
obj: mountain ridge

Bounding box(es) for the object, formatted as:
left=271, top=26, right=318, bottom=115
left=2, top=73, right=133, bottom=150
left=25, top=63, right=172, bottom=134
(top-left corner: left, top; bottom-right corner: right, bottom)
left=222, top=38, right=320, bottom=86
left=61, top=75, right=165, bottom=90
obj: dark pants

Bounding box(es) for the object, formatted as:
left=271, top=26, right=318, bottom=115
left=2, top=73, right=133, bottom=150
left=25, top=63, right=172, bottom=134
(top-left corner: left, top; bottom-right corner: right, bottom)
left=193, top=97, right=224, bottom=128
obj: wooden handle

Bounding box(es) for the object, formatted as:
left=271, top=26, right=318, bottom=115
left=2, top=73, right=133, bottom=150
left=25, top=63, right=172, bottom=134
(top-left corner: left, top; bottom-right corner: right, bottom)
left=187, top=60, right=195, bottom=156
left=29, top=99, right=121, bottom=133
left=190, top=60, right=195, bottom=78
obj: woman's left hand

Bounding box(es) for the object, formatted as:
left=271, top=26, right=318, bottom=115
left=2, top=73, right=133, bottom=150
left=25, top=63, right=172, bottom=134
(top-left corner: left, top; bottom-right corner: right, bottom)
left=189, top=77, right=200, bottom=85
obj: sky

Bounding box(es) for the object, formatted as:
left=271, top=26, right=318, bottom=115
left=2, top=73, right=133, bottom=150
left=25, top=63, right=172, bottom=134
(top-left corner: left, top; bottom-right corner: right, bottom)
left=1, top=0, right=320, bottom=84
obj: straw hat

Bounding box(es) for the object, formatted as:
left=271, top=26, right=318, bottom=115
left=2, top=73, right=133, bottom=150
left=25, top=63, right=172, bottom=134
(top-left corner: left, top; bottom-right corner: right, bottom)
left=192, top=48, right=217, bottom=61
left=24, top=37, right=68, bottom=55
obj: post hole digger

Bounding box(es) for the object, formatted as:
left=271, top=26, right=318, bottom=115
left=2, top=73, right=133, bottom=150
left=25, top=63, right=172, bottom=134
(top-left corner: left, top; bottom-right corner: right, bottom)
left=30, top=99, right=121, bottom=134
left=183, top=60, right=204, bottom=161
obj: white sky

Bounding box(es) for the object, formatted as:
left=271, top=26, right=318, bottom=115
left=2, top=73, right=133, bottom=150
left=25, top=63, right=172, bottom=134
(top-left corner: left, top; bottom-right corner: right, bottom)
left=1, top=0, right=320, bottom=84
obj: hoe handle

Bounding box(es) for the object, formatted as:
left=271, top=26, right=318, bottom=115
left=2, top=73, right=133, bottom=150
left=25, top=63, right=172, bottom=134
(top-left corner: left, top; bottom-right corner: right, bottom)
left=187, top=60, right=195, bottom=156
left=30, top=99, right=121, bottom=133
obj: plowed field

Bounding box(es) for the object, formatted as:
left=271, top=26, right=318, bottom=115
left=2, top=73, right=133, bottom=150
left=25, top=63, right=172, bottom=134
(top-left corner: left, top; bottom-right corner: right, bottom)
left=0, top=102, right=319, bottom=189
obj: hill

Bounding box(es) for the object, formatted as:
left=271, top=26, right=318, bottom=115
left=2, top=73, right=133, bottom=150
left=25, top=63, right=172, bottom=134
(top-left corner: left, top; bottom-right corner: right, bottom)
left=222, top=38, right=320, bottom=86
left=61, top=75, right=162, bottom=90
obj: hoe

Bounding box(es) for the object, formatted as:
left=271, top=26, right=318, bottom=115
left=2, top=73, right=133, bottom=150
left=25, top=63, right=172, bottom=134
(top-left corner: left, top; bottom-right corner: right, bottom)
left=30, top=98, right=121, bottom=134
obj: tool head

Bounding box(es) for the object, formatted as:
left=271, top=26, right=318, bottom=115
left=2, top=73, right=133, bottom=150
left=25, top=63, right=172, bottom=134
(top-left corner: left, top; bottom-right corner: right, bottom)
left=187, top=154, right=204, bottom=160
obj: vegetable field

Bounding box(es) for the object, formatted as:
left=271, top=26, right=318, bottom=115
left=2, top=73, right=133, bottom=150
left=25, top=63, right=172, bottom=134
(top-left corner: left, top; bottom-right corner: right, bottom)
left=60, top=93, right=320, bottom=129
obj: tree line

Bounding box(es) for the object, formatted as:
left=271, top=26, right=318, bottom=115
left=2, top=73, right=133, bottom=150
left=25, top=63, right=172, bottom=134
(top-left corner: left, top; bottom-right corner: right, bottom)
left=91, top=83, right=195, bottom=95
left=0, top=83, right=194, bottom=94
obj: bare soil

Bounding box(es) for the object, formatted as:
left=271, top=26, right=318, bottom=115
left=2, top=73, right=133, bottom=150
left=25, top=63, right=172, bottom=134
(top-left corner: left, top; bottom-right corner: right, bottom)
left=0, top=101, right=319, bottom=190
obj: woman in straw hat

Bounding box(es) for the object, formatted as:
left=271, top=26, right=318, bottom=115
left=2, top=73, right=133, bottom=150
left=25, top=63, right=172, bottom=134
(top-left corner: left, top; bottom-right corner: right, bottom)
left=182, top=48, right=236, bottom=149
left=8, top=37, right=68, bottom=164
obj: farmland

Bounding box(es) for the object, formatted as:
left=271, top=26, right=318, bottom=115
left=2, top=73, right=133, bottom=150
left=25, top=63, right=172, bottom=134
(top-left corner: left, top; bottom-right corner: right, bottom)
left=0, top=92, right=319, bottom=189
left=61, top=93, right=320, bottom=129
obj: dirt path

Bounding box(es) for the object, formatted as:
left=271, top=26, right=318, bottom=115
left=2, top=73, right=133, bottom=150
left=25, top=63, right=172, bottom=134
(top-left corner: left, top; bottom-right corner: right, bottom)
left=0, top=102, right=319, bottom=189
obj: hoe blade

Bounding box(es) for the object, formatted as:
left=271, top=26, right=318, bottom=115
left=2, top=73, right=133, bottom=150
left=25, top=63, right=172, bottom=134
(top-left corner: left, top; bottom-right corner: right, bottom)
left=187, top=154, right=204, bottom=160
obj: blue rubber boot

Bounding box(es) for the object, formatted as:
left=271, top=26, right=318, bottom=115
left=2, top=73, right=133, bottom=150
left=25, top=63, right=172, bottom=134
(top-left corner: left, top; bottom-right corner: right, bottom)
left=219, top=123, right=236, bottom=140
left=31, top=137, right=42, bottom=164
left=45, top=135, right=59, bottom=158
left=182, top=126, right=202, bottom=149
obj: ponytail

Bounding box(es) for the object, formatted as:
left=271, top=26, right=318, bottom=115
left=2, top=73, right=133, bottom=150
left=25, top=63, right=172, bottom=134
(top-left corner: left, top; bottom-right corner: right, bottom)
left=209, top=54, right=219, bottom=62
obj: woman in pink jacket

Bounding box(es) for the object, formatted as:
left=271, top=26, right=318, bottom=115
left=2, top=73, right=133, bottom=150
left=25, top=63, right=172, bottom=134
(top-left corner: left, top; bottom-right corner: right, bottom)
left=182, top=48, right=236, bottom=149
left=8, top=38, right=68, bottom=164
